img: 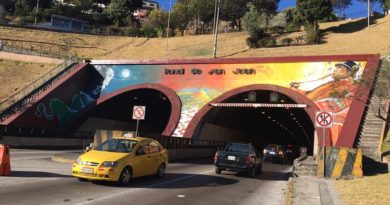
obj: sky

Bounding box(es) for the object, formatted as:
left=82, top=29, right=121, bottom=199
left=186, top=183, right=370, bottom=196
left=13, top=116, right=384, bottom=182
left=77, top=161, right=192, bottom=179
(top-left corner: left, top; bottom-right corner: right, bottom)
left=157, top=0, right=383, bottom=19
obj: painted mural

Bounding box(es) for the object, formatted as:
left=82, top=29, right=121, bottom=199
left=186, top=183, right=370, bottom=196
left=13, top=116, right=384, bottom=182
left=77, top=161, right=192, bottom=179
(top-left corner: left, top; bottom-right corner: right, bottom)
left=93, top=60, right=367, bottom=145
left=34, top=85, right=102, bottom=128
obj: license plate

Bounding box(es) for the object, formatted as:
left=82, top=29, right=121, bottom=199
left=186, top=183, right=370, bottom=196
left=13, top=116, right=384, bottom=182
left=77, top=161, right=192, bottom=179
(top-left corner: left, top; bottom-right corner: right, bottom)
left=228, top=156, right=236, bottom=161
left=81, top=167, right=93, bottom=174
left=269, top=151, right=276, bottom=155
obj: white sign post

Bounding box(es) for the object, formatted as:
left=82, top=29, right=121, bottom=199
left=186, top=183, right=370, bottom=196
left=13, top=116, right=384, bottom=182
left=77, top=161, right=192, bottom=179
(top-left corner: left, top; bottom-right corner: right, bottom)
left=132, top=106, right=146, bottom=137
left=315, top=111, right=333, bottom=177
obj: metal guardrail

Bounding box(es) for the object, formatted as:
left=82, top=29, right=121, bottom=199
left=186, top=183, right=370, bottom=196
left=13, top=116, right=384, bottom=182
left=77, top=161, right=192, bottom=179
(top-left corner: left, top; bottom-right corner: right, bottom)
left=0, top=61, right=80, bottom=123
left=0, top=125, right=227, bottom=150
left=0, top=39, right=76, bottom=60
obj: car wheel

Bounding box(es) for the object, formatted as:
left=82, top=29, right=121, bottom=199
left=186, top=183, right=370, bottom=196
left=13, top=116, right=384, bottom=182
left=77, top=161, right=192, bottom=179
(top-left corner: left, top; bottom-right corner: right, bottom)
left=215, top=167, right=222, bottom=174
left=248, top=167, right=256, bottom=178
left=257, top=164, right=262, bottom=174
left=117, top=167, right=132, bottom=186
left=156, top=164, right=166, bottom=178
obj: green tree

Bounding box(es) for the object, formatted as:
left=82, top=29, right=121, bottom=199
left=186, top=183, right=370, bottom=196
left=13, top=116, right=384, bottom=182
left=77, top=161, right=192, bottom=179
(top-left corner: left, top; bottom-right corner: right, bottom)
left=15, top=0, right=30, bottom=16
left=0, top=4, right=6, bottom=20
left=378, top=0, right=390, bottom=14
left=219, top=0, right=250, bottom=31
left=185, top=0, right=214, bottom=34
left=0, top=0, right=16, bottom=12
left=251, top=0, right=280, bottom=14
left=171, top=1, right=191, bottom=36
left=105, top=0, right=142, bottom=26
left=242, top=2, right=268, bottom=47
left=296, top=0, right=333, bottom=44
left=331, top=0, right=352, bottom=18
left=145, top=9, right=167, bottom=33
left=250, top=0, right=280, bottom=32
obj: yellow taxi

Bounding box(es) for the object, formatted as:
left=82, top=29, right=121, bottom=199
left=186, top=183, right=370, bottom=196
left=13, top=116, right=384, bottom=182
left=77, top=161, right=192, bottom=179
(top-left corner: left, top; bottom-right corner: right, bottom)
left=72, top=136, right=168, bottom=186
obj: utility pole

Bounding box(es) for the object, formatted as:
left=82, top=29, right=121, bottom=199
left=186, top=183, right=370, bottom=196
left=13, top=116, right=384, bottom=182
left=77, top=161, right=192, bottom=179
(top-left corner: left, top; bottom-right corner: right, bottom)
left=212, top=0, right=220, bottom=58
left=212, top=0, right=218, bottom=35
left=34, top=0, right=40, bottom=25
left=367, top=0, right=370, bottom=28
left=165, top=0, right=172, bottom=52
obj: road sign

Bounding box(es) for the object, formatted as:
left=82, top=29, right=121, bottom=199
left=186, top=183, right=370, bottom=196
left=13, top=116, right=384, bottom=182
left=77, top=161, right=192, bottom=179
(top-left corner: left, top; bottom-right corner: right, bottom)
left=132, top=106, right=146, bottom=120
left=315, top=111, right=333, bottom=128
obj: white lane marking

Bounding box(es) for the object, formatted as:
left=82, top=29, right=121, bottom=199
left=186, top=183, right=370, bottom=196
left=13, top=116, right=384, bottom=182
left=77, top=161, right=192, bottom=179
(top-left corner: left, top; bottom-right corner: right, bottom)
left=73, top=170, right=212, bottom=205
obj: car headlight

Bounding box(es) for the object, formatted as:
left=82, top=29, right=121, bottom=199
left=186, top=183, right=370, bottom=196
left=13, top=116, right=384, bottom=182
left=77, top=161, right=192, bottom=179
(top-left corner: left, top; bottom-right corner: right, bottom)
left=101, top=161, right=118, bottom=167
left=76, top=158, right=81, bottom=164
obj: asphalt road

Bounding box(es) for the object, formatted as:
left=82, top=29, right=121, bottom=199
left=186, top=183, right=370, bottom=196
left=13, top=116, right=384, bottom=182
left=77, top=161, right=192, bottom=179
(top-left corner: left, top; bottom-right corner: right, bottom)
left=0, top=149, right=292, bottom=205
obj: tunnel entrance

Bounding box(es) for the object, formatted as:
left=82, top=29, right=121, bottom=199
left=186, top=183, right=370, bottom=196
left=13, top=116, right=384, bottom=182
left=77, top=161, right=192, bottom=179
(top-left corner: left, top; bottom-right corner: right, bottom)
left=186, top=85, right=319, bottom=155
left=75, top=85, right=181, bottom=137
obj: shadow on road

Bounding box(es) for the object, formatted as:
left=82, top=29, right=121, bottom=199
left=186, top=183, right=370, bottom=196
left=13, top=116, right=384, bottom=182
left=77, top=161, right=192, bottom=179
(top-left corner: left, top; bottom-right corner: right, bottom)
left=10, top=171, right=72, bottom=178
left=92, top=173, right=238, bottom=189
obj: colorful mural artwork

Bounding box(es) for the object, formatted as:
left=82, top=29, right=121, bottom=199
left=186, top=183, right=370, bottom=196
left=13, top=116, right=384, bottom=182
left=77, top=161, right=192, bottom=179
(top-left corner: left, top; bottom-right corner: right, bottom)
left=34, top=85, right=101, bottom=128
left=93, top=60, right=367, bottom=145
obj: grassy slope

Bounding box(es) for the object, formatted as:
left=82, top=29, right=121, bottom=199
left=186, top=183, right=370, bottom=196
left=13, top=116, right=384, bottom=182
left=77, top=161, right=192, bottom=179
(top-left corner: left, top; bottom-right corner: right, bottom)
left=0, top=15, right=390, bottom=205
left=0, top=16, right=389, bottom=61
left=0, top=59, right=54, bottom=101
left=334, top=174, right=390, bottom=205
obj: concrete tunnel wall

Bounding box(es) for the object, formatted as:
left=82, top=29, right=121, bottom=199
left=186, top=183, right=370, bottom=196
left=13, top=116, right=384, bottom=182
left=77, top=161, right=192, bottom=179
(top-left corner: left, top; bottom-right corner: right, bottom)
left=198, top=123, right=256, bottom=142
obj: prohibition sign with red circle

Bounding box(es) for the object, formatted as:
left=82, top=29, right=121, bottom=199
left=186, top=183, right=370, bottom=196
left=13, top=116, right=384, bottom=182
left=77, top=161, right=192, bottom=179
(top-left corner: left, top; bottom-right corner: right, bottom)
left=133, top=106, right=145, bottom=120
left=315, top=111, right=333, bottom=128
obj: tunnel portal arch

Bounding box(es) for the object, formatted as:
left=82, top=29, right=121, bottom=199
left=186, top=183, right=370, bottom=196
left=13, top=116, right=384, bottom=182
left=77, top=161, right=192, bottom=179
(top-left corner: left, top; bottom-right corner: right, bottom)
left=79, top=83, right=182, bottom=136
left=184, top=84, right=328, bottom=152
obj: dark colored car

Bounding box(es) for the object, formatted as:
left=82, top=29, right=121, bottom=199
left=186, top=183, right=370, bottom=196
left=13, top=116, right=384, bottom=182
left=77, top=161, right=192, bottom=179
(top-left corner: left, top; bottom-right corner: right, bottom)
left=263, top=144, right=287, bottom=164
left=214, top=143, right=263, bottom=177
left=285, top=145, right=301, bottom=160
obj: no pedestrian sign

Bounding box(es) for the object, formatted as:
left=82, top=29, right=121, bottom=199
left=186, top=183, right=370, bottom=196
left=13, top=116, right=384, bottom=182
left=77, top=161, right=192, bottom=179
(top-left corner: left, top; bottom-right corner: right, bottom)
left=315, top=111, right=333, bottom=128
left=132, top=106, right=146, bottom=120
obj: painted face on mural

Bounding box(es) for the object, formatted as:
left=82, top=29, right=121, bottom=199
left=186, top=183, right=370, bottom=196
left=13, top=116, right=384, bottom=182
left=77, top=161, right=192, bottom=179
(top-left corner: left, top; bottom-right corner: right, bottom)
left=332, top=64, right=354, bottom=81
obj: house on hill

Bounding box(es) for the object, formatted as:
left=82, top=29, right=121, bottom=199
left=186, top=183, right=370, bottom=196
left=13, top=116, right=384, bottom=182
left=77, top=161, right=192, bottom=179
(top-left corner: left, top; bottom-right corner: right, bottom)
left=133, top=0, right=159, bottom=20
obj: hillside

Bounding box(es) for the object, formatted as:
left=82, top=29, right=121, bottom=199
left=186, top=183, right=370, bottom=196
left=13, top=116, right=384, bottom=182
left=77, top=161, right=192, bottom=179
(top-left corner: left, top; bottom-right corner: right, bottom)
left=0, top=15, right=389, bottom=61
left=0, top=59, right=54, bottom=101
left=0, top=15, right=389, bottom=101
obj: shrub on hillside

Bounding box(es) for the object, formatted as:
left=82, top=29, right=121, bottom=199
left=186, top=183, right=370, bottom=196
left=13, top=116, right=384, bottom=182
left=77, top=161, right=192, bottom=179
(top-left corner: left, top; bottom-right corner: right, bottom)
left=281, top=37, right=293, bottom=46
left=286, top=24, right=301, bottom=33
left=108, top=27, right=126, bottom=35
left=246, top=37, right=258, bottom=48
left=13, top=15, right=35, bottom=25
left=0, top=5, right=6, bottom=21
left=305, top=27, right=320, bottom=44
left=126, top=28, right=157, bottom=38
left=268, top=26, right=285, bottom=34
left=257, top=37, right=276, bottom=48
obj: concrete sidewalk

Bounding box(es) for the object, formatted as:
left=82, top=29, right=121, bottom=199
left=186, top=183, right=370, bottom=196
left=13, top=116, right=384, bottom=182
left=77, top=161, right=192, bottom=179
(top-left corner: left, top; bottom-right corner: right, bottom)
left=290, top=175, right=344, bottom=205
left=0, top=51, right=64, bottom=64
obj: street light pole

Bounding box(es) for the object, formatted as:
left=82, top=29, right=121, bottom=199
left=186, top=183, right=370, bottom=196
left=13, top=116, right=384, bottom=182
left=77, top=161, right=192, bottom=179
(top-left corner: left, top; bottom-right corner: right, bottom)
left=34, top=0, right=40, bottom=25
left=165, top=0, right=172, bottom=52
left=212, top=0, right=218, bottom=35
left=212, top=0, right=220, bottom=58
left=368, top=0, right=370, bottom=28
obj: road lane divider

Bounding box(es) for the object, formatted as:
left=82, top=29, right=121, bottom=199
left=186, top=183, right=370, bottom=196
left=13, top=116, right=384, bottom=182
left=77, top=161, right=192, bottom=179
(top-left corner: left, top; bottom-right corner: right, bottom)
left=317, top=146, right=362, bottom=178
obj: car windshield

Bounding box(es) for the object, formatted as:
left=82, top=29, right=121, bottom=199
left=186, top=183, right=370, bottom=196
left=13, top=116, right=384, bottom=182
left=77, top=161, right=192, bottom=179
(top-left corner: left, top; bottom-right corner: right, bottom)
left=226, top=144, right=250, bottom=153
left=95, top=139, right=137, bottom=153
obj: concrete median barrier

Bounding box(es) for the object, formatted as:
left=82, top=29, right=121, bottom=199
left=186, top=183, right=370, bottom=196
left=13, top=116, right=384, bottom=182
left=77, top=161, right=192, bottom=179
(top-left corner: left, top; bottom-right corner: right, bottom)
left=0, top=144, right=11, bottom=176
left=317, top=146, right=363, bottom=179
